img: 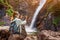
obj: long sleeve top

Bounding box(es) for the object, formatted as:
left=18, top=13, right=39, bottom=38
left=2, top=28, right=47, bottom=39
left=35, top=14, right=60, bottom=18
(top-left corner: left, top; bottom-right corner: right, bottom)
left=11, top=18, right=26, bottom=26
left=11, top=18, right=26, bottom=33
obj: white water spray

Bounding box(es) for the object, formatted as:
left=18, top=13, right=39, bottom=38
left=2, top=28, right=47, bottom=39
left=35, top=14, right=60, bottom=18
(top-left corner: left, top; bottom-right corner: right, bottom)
left=25, top=0, right=46, bottom=33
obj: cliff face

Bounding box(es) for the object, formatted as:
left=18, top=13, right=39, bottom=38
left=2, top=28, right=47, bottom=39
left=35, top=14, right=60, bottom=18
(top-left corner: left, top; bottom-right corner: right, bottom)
left=37, top=0, right=60, bottom=40
left=8, top=0, right=39, bottom=25
left=36, top=0, right=58, bottom=30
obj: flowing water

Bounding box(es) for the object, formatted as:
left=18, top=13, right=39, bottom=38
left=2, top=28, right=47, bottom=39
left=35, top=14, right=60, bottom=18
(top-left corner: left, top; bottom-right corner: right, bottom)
left=25, top=0, right=46, bottom=33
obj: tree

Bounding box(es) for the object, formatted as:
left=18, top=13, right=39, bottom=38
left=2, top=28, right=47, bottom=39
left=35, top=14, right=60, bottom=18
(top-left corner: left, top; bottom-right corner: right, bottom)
left=0, top=0, right=13, bottom=26
left=0, top=0, right=13, bottom=17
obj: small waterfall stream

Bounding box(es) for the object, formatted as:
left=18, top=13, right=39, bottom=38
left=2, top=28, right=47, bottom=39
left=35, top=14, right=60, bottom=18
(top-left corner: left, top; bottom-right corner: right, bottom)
left=25, top=0, right=46, bottom=33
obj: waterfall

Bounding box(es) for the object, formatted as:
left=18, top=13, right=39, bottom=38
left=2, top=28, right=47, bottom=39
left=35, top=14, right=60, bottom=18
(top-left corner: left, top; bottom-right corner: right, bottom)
left=30, top=0, right=46, bottom=28
left=25, top=0, right=46, bottom=33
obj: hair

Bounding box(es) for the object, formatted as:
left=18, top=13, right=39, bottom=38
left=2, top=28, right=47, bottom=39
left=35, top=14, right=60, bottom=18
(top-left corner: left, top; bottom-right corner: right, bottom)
left=10, top=11, right=20, bottom=20
left=12, top=11, right=18, bottom=19
left=13, top=13, right=17, bottom=18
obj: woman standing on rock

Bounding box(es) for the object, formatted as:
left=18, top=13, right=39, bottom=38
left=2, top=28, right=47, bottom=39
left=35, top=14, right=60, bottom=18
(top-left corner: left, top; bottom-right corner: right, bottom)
left=9, top=11, right=27, bottom=40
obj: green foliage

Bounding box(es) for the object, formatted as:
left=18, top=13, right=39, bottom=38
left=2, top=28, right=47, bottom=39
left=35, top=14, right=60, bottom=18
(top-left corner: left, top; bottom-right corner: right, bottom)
left=0, top=0, right=4, bottom=4
left=5, top=0, right=13, bottom=16
left=0, top=0, right=13, bottom=16
left=6, top=8, right=13, bottom=16
left=0, top=22, right=5, bottom=26
left=53, top=17, right=60, bottom=25
left=47, top=2, right=60, bottom=25
left=0, top=0, right=14, bottom=25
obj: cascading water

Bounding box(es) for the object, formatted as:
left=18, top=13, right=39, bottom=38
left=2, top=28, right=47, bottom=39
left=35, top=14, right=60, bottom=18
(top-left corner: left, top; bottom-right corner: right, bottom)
left=25, top=0, right=46, bottom=33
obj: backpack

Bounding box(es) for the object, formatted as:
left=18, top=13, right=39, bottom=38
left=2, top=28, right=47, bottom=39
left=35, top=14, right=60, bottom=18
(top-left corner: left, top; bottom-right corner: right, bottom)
left=9, top=21, right=18, bottom=34
left=9, top=21, right=27, bottom=39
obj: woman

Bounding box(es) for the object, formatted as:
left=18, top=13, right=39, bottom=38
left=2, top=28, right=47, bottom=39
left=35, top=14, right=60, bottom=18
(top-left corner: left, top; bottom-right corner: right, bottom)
left=10, top=11, right=27, bottom=34
left=9, top=11, right=27, bottom=40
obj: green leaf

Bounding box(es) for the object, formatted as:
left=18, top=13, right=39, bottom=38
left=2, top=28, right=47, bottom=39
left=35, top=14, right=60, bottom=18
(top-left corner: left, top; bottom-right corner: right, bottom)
left=6, top=8, right=13, bottom=16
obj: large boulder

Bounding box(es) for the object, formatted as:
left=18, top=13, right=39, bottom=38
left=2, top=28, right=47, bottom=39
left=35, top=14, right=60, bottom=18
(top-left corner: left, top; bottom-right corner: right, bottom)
left=0, top=30, right=10, bottom=40
left=37, top=30, right=60, bottom=40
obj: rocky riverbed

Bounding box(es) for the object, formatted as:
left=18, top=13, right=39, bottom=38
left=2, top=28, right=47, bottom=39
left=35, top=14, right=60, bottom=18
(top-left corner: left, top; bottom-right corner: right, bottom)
left=0, top=29, right=37, bottom=40
left=38, top=30, right=60, bottom=40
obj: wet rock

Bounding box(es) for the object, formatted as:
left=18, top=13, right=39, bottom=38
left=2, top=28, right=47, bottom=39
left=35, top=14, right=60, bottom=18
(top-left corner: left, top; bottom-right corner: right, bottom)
left=24, top=35, right=37, bottom=40
left=8, top=34, right=24, bottom=40
left=0, top=30, right=10, bottom=40
left=38, top=30, right=60, bottom=40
